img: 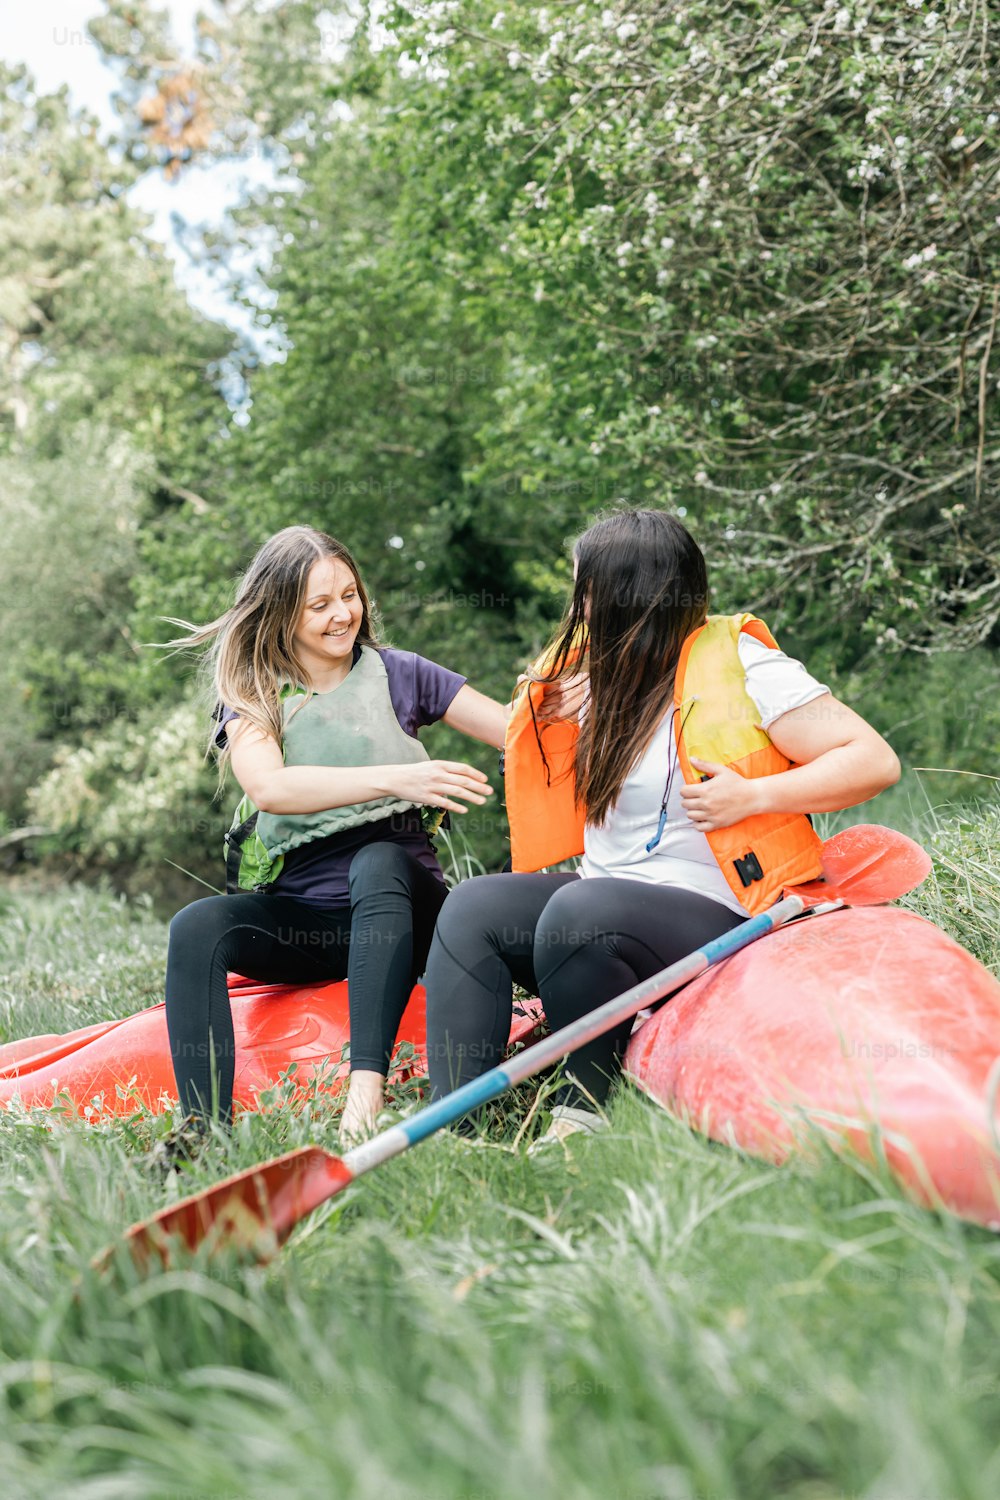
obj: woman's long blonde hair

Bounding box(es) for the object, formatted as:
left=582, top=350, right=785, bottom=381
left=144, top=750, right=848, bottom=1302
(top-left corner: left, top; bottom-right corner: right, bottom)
left=166, top=525, right=379, bottom=771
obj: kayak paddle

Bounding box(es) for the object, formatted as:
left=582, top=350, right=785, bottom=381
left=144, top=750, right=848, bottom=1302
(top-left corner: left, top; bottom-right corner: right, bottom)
left=115, top=823, right=930, bottom=1266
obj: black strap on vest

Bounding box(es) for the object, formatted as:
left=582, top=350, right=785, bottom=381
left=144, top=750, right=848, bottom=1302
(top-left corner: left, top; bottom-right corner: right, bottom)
left=224, top=811, right=260, bottom=895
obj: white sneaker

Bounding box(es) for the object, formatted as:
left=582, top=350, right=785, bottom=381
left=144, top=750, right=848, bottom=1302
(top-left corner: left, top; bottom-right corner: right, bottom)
left=527, top=1104, right=607, bottom=1155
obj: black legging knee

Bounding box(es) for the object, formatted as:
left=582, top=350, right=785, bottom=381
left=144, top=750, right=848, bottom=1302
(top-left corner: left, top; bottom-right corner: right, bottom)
left=165, top=843, right=446, bottom=1120
left=425, top=873, right=745, bottom=1108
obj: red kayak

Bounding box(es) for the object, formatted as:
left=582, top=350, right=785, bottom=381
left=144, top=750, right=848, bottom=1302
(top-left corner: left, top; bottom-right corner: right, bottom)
left=624, top=904, right=1000, bottom=1229
left=0, top=977, right=435, bottom=1118
left=2, top=899, right=999, bottom=1229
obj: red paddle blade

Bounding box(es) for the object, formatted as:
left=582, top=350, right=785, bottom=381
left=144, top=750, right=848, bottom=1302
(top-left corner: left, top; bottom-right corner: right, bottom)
left=117, top=1146, right=353, bottom=1268
left=793, top=823, right=932, bottom=908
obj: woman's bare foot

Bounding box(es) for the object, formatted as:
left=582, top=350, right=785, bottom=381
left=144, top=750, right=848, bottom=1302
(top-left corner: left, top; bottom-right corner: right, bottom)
left=339, top=1070, right=386, bottom=1147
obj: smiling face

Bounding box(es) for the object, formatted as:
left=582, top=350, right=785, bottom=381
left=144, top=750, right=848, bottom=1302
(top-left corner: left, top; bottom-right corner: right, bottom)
left=291, top=555, right=364, bottom=688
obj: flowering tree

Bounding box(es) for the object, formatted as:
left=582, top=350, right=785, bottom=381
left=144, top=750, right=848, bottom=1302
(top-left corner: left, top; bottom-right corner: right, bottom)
left=371, top=0, right=1000, bottom=654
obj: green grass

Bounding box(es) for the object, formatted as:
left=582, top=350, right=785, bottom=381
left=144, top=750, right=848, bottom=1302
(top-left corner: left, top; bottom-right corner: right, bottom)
left=0, top=806, right=999, bottom=1499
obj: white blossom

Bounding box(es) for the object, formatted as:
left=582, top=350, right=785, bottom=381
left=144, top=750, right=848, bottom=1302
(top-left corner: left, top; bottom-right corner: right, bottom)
left=903, top=244, right=937, bottom=270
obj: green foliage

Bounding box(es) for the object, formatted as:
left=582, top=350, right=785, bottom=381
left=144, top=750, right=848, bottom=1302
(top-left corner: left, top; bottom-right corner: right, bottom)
left=6, top=3, right=1000, bottom=895
left=0, top=59, right=234, bottom=850
left=26, top=694, right=224, bottom=897
left=365, top=0, right=1000, bottom=653
left=0, top=883, right=165, bottom=1040
left=0, top=429, right=144, bottom=806
left=902, top=795, right=1000, bottom=975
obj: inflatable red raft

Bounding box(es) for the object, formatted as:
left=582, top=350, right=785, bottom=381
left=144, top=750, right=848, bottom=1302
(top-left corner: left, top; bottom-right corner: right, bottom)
left=2, top=897, right=999, bottom=1231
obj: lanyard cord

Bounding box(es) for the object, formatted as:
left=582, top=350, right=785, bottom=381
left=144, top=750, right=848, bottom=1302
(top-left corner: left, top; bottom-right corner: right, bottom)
left=645, top=697, right=696, bottom=853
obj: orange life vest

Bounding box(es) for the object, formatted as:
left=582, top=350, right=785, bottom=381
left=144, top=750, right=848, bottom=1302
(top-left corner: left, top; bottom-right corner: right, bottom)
left=504, top=613, right=824, bottom=915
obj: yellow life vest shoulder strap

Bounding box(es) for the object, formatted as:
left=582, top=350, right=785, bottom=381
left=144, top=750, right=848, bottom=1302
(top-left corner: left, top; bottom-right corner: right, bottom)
left=674, top=614, right=823, bottom=913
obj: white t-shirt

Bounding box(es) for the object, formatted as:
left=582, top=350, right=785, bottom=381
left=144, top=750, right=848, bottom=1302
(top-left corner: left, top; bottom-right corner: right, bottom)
left=579, top=635, right=830, bottom=914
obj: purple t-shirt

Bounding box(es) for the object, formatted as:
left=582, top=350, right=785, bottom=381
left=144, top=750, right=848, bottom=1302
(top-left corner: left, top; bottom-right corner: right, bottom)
left=217, top=646, right=467, bottom=907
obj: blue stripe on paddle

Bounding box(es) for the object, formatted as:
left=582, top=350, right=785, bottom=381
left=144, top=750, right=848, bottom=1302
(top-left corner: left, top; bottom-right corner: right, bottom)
left=400, top=1066, right=514, bottom=1147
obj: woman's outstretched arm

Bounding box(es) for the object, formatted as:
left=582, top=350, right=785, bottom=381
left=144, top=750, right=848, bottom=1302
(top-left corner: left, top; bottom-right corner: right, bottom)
left=441, top=684, right=511, bottom=749
left=228, top=717, right=493, bottom=817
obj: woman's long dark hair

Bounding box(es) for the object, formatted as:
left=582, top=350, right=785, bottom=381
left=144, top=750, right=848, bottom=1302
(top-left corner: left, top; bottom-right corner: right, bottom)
left=541, top=509, right=709, bottom=827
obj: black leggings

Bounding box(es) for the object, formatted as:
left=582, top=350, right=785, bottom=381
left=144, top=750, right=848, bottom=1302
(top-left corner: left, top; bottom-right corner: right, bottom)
left=424, top=872, right=746, bottom=1109
left=165, top=842, right=447, bottom=1120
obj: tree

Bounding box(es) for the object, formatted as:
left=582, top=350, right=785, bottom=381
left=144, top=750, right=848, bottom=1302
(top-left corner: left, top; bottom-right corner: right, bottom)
left=0, top=59, right=232, bottom=861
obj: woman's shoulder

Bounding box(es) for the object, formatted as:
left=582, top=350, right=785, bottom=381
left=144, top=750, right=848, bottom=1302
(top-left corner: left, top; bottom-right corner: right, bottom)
left=376, top=646, right=467, bottom=729
left=736, top=630, right=830, bottom=728
left=376, top=644, right=463, bottom=678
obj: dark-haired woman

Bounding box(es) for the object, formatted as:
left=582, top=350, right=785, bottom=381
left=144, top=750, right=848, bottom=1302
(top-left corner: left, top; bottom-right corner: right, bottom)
left=165, top=525, right=509, bottom=1142
left=424, top=510, right=900, bottom=1143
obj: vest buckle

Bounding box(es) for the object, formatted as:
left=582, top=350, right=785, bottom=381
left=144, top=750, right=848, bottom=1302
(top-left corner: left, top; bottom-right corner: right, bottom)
left=734, top=850, right=764, bottom=887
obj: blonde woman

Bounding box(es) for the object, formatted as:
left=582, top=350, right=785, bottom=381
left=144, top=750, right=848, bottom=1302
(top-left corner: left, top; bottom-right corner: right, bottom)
left=165, top=525, right=508, bottom=1142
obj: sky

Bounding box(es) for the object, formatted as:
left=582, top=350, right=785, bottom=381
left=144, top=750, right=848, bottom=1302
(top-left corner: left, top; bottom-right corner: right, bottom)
left=3, top=0, right=283, bottom=347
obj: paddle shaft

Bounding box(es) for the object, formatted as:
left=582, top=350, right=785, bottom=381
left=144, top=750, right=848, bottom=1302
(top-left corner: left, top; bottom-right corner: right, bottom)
left=342, top=893, right=807, bottom=1179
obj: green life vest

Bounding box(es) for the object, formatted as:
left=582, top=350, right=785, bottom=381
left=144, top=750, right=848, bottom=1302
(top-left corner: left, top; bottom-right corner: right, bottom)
left=224, top=645, right=443, bottom=893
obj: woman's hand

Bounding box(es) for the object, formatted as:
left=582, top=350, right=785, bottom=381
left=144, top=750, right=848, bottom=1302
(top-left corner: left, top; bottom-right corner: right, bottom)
left=389, top=759, right=494, bottom=814
left=679, top=757, right=761, bottom=832
left=525, top=671, right=590, bottom=724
